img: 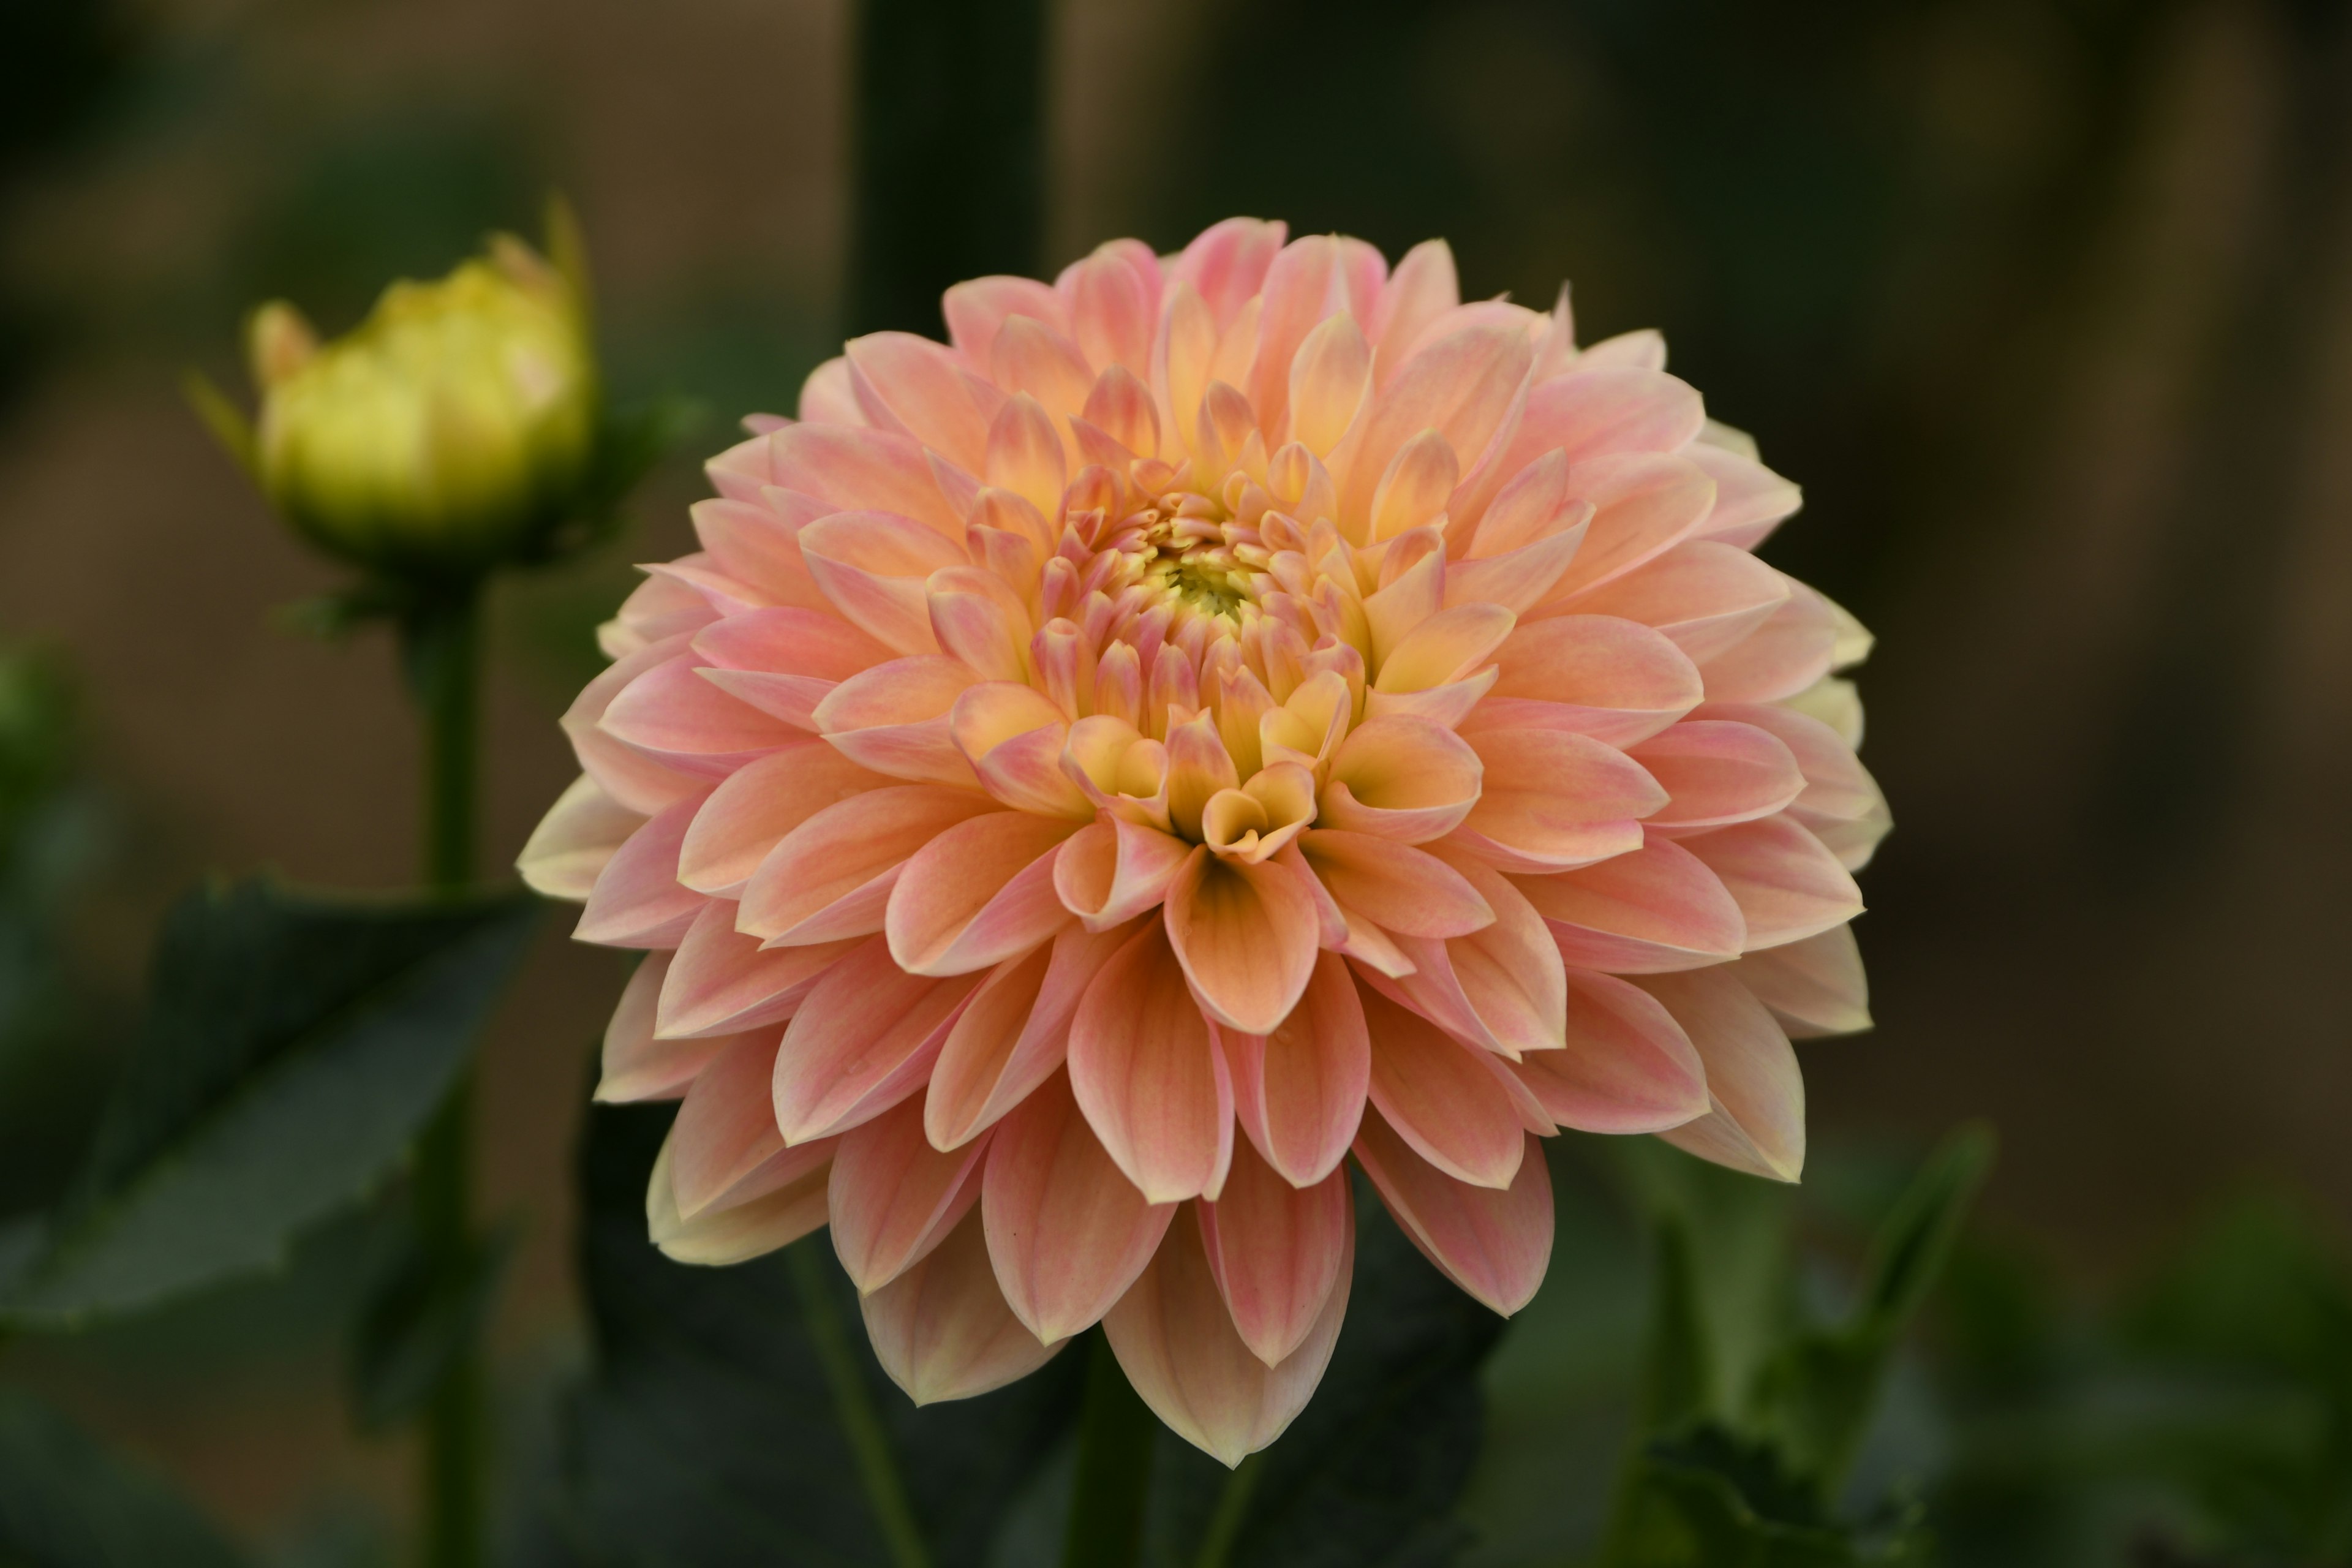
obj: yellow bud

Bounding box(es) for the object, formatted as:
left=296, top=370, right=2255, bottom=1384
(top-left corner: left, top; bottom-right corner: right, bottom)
left=249, top=218, right=598, bottom=577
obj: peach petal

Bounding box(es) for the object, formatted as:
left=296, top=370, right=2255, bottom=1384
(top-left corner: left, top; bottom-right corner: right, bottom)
left=1406, top=847, right=1569, bottom=1057
left=845, top=331, right=991, bottom=470
left=813, top=656, right=981, bottom=786
left=1638, top=967, right=1806, bottom=1182
left=1511, top=968, right=1708, bottom=1134
left=927, top=566, right=1035, bottom=683
left=737, top=785, right=994, bottom=946
left=688, top=499, right=831, bottom=611
left=1199, top=1140, right=1353, bottom=1368
left=1297, top=830, right=1493, bottom=938
left=1106, top=1203, right=1351, bottom=1468
left=1069, top=923, right=1235, bottom=1203
left=943, top=275, right=1068, bottom=368
left=885, top=811, right=1082, bottom=976
left=762, top=423, right=963, bottom=538
left=1340, top=324, right=1533, bottom=535
left=1352, top=1111, right=1551, bottom=1315
left=863, top=1207, right=1068, bottom=1404
left=1054, top=816, right=1194, bottom=929
left=1222, top=951, right=1370, bottom=1187
left=595, top=655, right=802, bottom=772
left=646, top=1131, right=833, bottom=1267
left=1373, top=602, right=1515, bottom=695
left=1454, top=728, right=1665, bottom=873
left=1537, top=453, right=1717, bottom=602
left=1286, top=311, right=1373, bottom=456
left=1319, top=717, right=1483, bottom=843
left=829, top=1093, right=992, bottom=1292
left=1562, top=539, right=1790, bottom=663
left=1732, top=924, right=1870, bottom=1038
left=1368, top=429, right=1461, bottom=541
left=771, top=937, right=986, bottom=1143
left=561, top=633, right=707, bottom=814
left=797, top=510, right=968, bottom=656
left=670, top=1031, right=790, bottom=1218
left=927, top=921, right=1138, bottom=1150
left=991, top=318, right=1096, bottom=444
left=657, top=899, right=859, bottom=1039
left=596, top=952, right=723, bottom=1102
left=519, top=774, right=644, bottom=902
left=677, top=745, right=888, bottom=897
left=1695, top=582, right=1837, bottom=703
left=1681, top=815, right=1863, bottom=951
left=983, top=1072, right=1177, bottom=1341
left=984, top=393, right=1069, bottom=521
left=1066, top=243, right=1156, bottom=375
left=1359, top=986, right=1526, bottom=1189
left=1513, top=835, right=1747, bottom=973
left=575, top=794, right=710, bottom=948
left=1504, top=368, right=1704, bottom=470
left=1444, top=521, right=1589, bottom=616
left=1627, top=720, right=1805, bottom=837
left=795, top=356, right=862, bottom=424
left=1484, top=616, right=1703, bottom=748
left=1689, top=443, right=1803, bottom=550
left=1163, top=848, right=1321, bottom=1035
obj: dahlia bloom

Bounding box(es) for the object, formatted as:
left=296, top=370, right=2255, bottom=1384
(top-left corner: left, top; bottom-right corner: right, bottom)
left=520, top=219, right=1888, bottom=1464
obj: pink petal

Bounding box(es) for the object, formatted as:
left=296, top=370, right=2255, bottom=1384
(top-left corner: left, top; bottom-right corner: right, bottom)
left=943, top=275, right=1068, bottom=368
left=1367, top=238, right=1459, bottom=379
left=845, top=332, right=992, bottom=470
left=982, top=1071, right=1177, bottom=1341
left=519, top=774, right=644, bottom=901
left=1694, top=583, right=1836, bottom=703
left=1352, top=1110, right=1551, bottom=1315
left=1319, top=716, right=1484, bottom=843
left=688, top=499, right=831, bottom=612
left=828, top=1093, right=991, bottom=1292
left=657, top=899, right=860, bottom=1039
left=1170, top=217, right=1287, bottom=330
left=863, top=1207, right=1068, bottom=1404
left=760, top=423, right=963, bottom=540
left=596, top=952, right=725, bottom=1102
left=1627, top=720, right=1804, bottom=837
left=1359, top=986, right=1526, bottom=1189
left=771, top=937, right=985, bottom=1142
left=1733, top=925, right=1870, bottom=1038
left=669, top=1031, right=790, bottom=1218
left=1453, top=727, right=1665, bottom=873
left=1681, top=815, right=1863, bottom=951
left=575, top=794, right=710, bottom=948
left=1689, top=443, right=1803, bottom=549
left=1296, top=830, right=1493, bottom=938
left=646, top=1129, right=834, bottom=1266
left=795, top=357, right=862, bottom=424
left=677, top=745, right=889, bottom=897
left=1511, top=968, right=1708, bottom=1134
left=1054, top=816, right=1193, bottom=929
left=1198, top=1143, right=1352, bottom=1365
left=1106, top=1203, right=1352, bottom=1468
left=885, top=811, right=1080, bottom=976
left=1638, top=967, right=1805, bottom=1181
left=1223, top=951, right=1371, bottom=1186
left=927, top=921, right=1138, bottom=1150
left=1512, top=834, right=1747, bottom=973
left=1483, top=616, right=1703, bottom=748
left=1069, top=922, right=1235, bottom=1203
left=1340, top=324, right=1533, bottom=537
left=737, top=785, right=994, bottom=946
left=1502, top=368, right=1703, bottom=471
left=813, top=657, right=981, bottom=786
left=1163, top=848, right=1321, bottom=1035
left=797, top=510, right=969, bottom=656
left=1396, top=848, right=1569, bottom=1058
left=560, top=634, right=707, bottom=815
left=1561, top=540, right=1790, bottom=663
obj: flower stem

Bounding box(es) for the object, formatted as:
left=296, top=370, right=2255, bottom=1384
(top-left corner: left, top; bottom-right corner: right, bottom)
left=786, top=1242, right=932, bottom=1568
left=401, top=582, right=484, bottom=1568
left=1191, top=1453, right=1261, bottom=1568
left=1063, top=1330, right=1156, bottom=1568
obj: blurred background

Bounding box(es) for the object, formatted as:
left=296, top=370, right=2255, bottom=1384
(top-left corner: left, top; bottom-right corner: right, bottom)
left=1, top=0, right=2348, bottom=1561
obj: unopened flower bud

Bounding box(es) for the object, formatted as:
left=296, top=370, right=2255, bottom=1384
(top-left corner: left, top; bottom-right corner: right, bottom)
left=243, top=217, right=597, bottom=578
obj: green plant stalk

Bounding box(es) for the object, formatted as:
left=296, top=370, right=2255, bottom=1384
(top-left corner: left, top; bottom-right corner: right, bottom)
left=402, top=583, right=484, bottom=1568
left=786, top=1242, right=932, bottom=1568
left=1192, top=1452, right=1260, bottom=1568
left=1064, top=1331, right=1156, bottom=1568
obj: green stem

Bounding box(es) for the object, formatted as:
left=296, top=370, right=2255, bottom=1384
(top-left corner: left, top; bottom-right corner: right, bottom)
left=401, top=582, right=484, bottom=1568
left=1191, top=1452, right=1260, bottom=1568
left=1063, top=1331, right=1156, bottom=1568
left=788, top=1242, right=932, bottom=1568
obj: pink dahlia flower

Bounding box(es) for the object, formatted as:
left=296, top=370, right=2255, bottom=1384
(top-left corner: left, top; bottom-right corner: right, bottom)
left=520, top=219, right=1888, bottom=1464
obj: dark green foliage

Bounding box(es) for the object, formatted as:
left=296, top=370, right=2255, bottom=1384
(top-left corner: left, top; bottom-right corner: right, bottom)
left=0, top=878, right=537, bottom=1327
left=0, top=1389, right=251, bottom=1568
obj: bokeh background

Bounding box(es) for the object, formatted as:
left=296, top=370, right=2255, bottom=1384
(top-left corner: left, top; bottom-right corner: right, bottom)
left=2, top=0, right=2349, bottom=1559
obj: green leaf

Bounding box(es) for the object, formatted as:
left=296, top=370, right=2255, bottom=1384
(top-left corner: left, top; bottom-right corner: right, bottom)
left=1746, top=1124, right=1994, bottom=1494
left=0, top=1387, right=251, bottom=1567
left=348, top=1217, right=518, bottom=1432
left=0, top=878, right=537, bottom=1329
left=1159, top=1177, right=1511, bottom=1568
left=541, top=1099, right=1081, bottom=1568
left=1607, top=1425, right=1932, bottom=1568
